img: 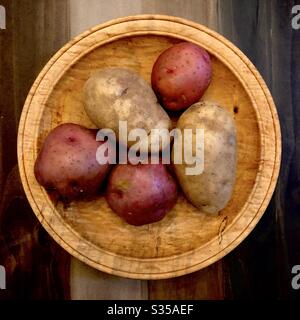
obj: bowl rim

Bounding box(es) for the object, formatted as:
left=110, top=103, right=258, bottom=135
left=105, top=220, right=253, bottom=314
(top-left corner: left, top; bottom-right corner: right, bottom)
left=17, top=14, right=281, bottom=279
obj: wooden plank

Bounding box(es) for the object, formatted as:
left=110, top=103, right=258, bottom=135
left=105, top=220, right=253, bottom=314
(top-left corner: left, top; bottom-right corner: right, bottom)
left=285, top=0, right=300, bottom=300
left=148, top=262, right=225, bottom=300
left=218, top=0, right=299, bottom=299
left=140, top=0, right=219, bottom=30
left=71, top=259, right=148, bottom=300
left=0, top=0, right=70, bottom=299
left=69, top=0, right=143, bottom=37
left=0, top=0, right=16, bottom=198
left=69, top=0, right=219, bottom=38
left=68, top=1, right=146, bottom=300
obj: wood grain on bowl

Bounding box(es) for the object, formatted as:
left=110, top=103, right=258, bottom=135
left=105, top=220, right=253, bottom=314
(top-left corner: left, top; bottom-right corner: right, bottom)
left=17, top=15, right=281, bottom=279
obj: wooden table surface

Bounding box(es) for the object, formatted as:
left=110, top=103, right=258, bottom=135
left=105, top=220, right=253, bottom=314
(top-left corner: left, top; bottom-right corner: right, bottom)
left=0, top=0, right=300, bottom=300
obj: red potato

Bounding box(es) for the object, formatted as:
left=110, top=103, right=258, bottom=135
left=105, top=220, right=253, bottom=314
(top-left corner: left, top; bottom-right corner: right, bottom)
left=151, top=42, right=212, bottom=111
left=106, top=163, right=178, bottom=226
left=34, top=123, right=114, bottom=202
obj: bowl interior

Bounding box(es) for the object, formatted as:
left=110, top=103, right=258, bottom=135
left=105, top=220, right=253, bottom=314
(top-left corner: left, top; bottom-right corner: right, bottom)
left=37, top=35, right=259, bottom=259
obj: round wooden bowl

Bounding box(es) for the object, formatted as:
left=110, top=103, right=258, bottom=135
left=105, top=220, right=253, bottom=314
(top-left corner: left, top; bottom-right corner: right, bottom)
left=17, top=15, right=281, bottom=279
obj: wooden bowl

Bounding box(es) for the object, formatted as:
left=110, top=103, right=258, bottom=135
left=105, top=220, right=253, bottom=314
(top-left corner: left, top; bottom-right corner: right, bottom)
left=17, top=15, right=281, bottom=279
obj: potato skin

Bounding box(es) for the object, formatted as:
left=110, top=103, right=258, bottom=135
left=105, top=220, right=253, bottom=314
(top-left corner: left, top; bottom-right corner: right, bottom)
left=84, top=67, right=171, bottom=149
left=173, top=101, right=236, bottom=214
left=34, top=123, right=114, bottom=202
left=151, top=42, right=212, bottom=111
left=106, top=163, right=178, bottom=226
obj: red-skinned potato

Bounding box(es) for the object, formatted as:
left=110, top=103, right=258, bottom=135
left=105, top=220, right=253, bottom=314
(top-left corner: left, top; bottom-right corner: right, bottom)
left=105, top=163, right=178, bottom=226
left=151, top=42, right=212, bottom=111
left=34, top=123, right=114, bottom=202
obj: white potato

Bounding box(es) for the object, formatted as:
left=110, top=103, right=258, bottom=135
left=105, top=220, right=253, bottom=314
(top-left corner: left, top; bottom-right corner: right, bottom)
left=173, top=101, right=237, bottom=214
left=83, top=67, right=171, bottom=151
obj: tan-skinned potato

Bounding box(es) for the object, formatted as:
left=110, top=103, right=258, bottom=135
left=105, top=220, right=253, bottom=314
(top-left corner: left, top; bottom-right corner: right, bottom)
left=173, top=101, right=237, bottom=214
left=84, top=67, right=171, bottom=152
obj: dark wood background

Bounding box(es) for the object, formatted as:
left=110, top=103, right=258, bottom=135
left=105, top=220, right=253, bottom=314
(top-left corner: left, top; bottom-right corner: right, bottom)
left=0, top=0, right=300, bottom=300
